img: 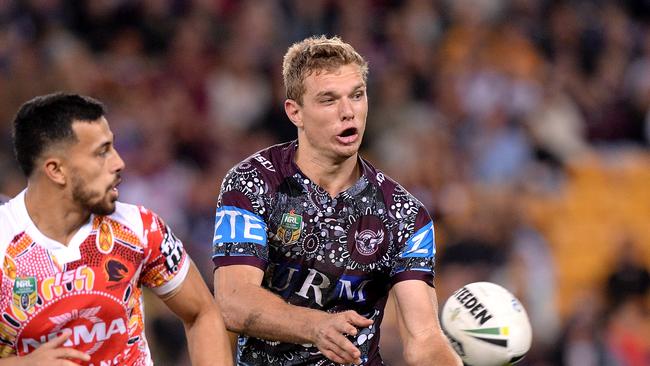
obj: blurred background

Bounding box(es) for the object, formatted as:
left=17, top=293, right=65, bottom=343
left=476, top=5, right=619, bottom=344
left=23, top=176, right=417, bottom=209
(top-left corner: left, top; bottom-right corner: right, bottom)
left=0, top=0, right=649, bottom=365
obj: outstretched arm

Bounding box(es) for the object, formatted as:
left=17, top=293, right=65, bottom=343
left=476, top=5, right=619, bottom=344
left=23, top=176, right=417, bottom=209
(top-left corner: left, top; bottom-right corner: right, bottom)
left=162, top=261, right=233, bottom=366
left=391, top=280, right=462, bottom=366
left=214, top=265, right=373, bottom=365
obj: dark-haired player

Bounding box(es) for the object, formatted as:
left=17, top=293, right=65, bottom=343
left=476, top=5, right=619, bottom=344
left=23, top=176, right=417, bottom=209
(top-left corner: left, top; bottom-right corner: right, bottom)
left=0, top=93, right=232, bottom=365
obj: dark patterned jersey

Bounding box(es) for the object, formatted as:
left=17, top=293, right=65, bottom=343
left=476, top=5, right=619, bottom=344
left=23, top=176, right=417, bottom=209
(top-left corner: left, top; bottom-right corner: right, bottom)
left=213, top=141, right=436, bottom=366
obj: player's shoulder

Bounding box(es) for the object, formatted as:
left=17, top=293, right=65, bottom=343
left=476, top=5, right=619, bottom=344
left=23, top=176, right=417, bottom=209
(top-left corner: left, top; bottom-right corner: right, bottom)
left=223, top=141, right=295, bottom=187
left=362, top=158, right=432, bottom=229
left=0, top=193, right=27, bottom=258
left=102, top=201, right=154, bottom=243
left=362, top=159, right=426, bottom=208
left=0, top=199, right=15, bottom=246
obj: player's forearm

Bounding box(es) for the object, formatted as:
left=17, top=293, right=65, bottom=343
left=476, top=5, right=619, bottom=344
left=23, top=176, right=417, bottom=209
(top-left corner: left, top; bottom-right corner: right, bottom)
left=403, top=332, right=462, bottom=366
left=217, top=282, right=325, bottom=344
left=184, top=305, right=234, bottom=366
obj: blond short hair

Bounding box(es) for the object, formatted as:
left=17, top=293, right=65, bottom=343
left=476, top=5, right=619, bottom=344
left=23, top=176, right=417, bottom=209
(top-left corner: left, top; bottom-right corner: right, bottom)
left=282, top=35, right=368, bottom=105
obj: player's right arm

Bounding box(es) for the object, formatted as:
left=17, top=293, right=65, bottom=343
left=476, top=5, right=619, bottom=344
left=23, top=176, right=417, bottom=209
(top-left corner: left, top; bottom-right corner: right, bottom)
left=214, top=265, right=371, bottom=365
left=212, top=166, right=371, bottom=365
left=0, top=331, right=89, bottom=365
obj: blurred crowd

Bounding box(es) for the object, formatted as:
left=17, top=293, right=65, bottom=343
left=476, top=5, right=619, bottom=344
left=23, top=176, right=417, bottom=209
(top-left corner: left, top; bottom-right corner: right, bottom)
left=1, top=0, right=649, bottom=365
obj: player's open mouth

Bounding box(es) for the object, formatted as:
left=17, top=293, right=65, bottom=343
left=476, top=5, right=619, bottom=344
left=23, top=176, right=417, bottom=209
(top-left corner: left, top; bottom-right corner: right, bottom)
left=109, top=178, right=121, bottom=195
left=336, top=127, right=358, bottom=144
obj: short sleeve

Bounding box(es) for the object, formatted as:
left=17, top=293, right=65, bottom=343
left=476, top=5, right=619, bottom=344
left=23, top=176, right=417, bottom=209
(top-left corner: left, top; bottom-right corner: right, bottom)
left=139, top=209, right=190, bottom=296
left=212, top=166, right=269, bottom=270
left=390, top=206, right=436, bottom=287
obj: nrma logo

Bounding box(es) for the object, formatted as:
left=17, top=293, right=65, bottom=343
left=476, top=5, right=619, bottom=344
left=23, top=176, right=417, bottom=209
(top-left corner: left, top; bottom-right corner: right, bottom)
left=21, top=307, right=126, bottom=354
left=213, top=206, right=267, bottom=246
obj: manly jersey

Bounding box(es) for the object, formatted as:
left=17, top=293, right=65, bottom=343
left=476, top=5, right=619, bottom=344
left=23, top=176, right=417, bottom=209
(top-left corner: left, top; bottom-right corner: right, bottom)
left=213, top=141, right=436, bottom=366
left=0, top=192, right=190, bottom=366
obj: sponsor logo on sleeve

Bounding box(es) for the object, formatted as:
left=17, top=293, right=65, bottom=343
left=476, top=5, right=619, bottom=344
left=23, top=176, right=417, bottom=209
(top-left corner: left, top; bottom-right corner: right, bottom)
left=402, top=221, right=435, bottom=258
left=160, top=226, right=184, bottom=273
left=213, top=206, right=267, bottom=246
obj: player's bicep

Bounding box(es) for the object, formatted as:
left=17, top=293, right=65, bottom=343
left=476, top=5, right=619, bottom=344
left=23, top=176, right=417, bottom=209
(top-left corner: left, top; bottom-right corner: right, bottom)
left=214, top=264, right=265, bottom=297
left=391, top=280, right=443, bottom=341
left=161, top=261, right=213, bottom=323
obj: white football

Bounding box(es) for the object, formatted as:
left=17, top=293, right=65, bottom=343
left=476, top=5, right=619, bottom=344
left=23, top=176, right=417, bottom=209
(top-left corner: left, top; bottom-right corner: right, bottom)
left=441, top=282, right=532, bottom=366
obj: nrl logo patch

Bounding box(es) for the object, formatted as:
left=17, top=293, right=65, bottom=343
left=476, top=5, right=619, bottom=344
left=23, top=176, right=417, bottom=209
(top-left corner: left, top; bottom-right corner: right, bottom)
left=13, top=277, right=37, bottom=311
left=277, top=210, right=302, bottom=245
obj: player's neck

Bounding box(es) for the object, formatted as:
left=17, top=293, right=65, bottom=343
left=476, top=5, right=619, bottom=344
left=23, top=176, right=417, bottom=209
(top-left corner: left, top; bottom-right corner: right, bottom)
left=294, top=145, right=360, bottom=198
left=24, top=182, right=91, bottom=246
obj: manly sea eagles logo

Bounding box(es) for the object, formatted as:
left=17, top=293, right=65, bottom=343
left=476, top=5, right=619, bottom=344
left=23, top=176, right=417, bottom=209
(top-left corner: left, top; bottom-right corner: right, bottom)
left=354, top=230, right=384, bottom=256
left=346, top=215, right=389, bottom=264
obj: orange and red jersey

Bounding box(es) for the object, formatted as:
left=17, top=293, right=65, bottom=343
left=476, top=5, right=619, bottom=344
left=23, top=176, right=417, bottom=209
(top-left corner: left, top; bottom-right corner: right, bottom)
left=0, top=191, right=189, bottom=365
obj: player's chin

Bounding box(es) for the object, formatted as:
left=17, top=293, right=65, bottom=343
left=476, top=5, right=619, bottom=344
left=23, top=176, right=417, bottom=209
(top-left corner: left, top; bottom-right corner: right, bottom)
left=91, top=197, right=117, bottom=216
left=335, top=143, right=360, bottom=158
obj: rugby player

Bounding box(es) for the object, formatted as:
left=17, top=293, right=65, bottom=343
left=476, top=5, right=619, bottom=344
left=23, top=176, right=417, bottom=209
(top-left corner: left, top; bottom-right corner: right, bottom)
left=0, top=93, right=232, bottom=365
left=213, top=36, right=461, bottom=366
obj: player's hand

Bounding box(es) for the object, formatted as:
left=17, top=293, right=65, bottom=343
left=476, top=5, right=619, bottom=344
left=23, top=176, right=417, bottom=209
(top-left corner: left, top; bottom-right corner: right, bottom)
left=12, top=331, right=90, bottom=365
left=311, top=310, right=373, bottom=365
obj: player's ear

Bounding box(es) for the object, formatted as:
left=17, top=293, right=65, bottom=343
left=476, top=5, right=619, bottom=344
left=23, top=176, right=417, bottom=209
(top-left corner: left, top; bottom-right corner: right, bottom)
left=284, top=99, right=303, bottom=129
left=43, top=156, right=67, bottom=186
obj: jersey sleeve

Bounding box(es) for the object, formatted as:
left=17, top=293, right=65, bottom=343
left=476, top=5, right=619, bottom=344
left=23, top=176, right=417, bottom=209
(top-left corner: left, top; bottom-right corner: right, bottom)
left=390, top=206, right=436, bottom=287
left=212, top=165, right=269, bottom=271
left=139, top=209, right=190, bottom=296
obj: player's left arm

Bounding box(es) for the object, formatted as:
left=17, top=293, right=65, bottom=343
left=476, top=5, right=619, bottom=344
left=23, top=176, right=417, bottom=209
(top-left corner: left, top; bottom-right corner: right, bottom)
left=160, top=260, right=233, bottom=366
left=391, top=280, right=462, bottom=366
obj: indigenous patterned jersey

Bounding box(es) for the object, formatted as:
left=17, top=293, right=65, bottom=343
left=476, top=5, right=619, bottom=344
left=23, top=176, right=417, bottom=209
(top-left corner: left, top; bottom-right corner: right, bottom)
left=0, top=192, right=189, bottom=366
left=213, top=141, right=436, bottom=366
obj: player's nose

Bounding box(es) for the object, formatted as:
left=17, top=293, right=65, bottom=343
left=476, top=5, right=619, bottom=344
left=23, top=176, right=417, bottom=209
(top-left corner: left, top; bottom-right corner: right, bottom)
left=339, top=97, right=354, bottom=121
left=112, top=148, right=126, bottom=173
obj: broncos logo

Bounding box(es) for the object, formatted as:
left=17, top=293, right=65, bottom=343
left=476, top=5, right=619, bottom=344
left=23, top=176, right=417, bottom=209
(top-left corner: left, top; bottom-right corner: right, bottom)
left=354, top=229, right=384, bottom=256
left=104, top=259, right=128, bottom=282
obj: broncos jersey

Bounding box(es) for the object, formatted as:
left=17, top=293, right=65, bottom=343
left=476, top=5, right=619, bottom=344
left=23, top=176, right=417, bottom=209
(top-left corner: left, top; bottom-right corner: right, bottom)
left=0, top=191, right=189, bottom=366
left=213, top=141, right=436, bottom=365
